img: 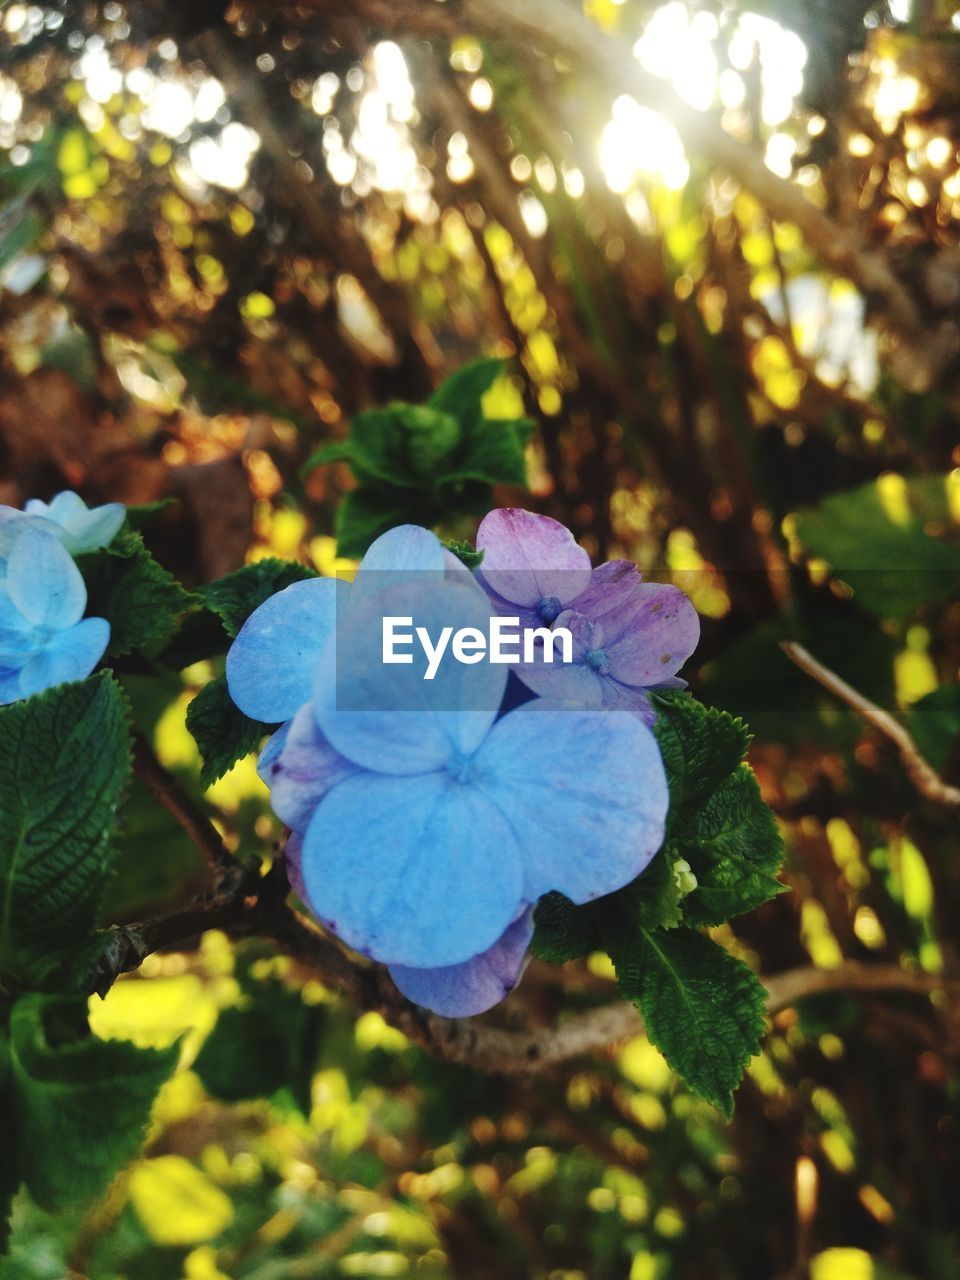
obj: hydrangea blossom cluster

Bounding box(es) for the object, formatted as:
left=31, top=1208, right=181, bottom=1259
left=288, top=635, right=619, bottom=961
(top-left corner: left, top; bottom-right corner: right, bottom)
left=227, top=510, right=699, bottom=1018
left=0, top=492, right=121, bottom=705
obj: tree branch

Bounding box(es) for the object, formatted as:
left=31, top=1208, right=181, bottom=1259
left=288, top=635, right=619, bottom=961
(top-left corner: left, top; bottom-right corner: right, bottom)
left=94, top=853, right=951, bottom=1074
left=132, top=732, right=241, bottom=881
left=781, top=642, right=960, bottom=808
left=255, top=0, right=925, bottom=338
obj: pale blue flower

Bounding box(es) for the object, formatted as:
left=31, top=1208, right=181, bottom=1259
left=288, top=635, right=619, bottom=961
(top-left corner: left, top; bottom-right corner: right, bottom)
left=0, top=529, right=110, bottom=705
left=0, top=490, right=124, bottom=573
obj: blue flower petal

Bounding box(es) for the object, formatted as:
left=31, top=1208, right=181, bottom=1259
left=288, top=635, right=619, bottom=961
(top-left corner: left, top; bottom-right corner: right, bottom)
left=270, top=704, right=358, bottom=833
left=226, top=576, right=342, bottom=723
left=475, top=702, right=668, bottom=903
left=0, top=509, right=45, bottom=564
left=300, top=769, right=524, bottom=968
left=0, top=589, right=32, bottom=649
left=0, top=665, right=23, bottom=705
left=5, top=530, right=87, bottom=629
left=389, top=908, right=534, bottom=1016
left=25, top=491, right=125, bottom=553
left=314, top=577, right=505, bottom=776
left=353, top=523, right=445, bottom=584
left=17, top=616, right=110, bottom=697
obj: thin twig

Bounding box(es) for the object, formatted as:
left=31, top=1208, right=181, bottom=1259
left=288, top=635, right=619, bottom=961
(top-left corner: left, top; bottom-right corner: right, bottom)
left=781, top=642, right=960, bottom=808
left=132, top=732, right=240, bottom=880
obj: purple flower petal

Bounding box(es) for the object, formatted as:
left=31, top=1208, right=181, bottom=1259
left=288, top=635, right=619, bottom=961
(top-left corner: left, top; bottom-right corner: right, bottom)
left=568, top=559, right=643, bottom=618
left=594, top=583, right=700, bottom=686
left=512, top=609, right=604, bottom=706
left=389, top=908, right=534, bottom=1017
left=270, top=704, right=358, bottom=833
left=257, top=723, right=290, bottom=789
left=476, top=509, right=591, bottom=614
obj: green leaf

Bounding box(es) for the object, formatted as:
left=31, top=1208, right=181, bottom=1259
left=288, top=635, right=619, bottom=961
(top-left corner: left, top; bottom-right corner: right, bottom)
left=78, top=530, right=195, bottom=658
left=186, top=676, right=273, bottom=788
left=611, top=927, right=766, bottom=1116
left=671, top=767, right=785, bottom=926
left=303, top=359, right=530, bottom=557
left=652, top=694, right=782, bottom=924
left=532, top=847, right=689, bottom=964
left=652, top=692, right=752, bottom=817
left=40, top=325, right=96, bottom=391
left=0, top=194, right=42, bottom=273
left=428, top=356, right=505, bottom=423
left=193, top=954, right=323, bottom=1112
left=102, top=777, right=205, bottom=921
left=334, top=488, right=431, bottom=559
left=619, top=845, right=690, bottom=931
left=437, top=419, right=531, bottom=491
left=908, top=684, right=960, bottom=774
left=9, top=994, right=177, bottom=1213
left=200, top=557, right=318, bottom=640
left=441, top=539, right=484, bottom=570
left=531, top=892, right=601, bottom=964
left=0, top=674, right=130, bottom=990
left=123, top=498, right=178, bottom=533
left=794, top=474, right=960, bottom=618
left=0, top=1032, right=15, bottom=1255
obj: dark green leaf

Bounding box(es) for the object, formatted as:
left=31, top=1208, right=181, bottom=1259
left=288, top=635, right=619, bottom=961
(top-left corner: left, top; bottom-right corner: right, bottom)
left=334, top=488, right=431, bottom=559
left=159, top=608, right=232, bottom=669
left=40, top=326, right=96, bottom=390
left=703, top=614, right=897, bottom=748
left=123, top=498, right=178, bottom=533
left=0, top=674, right=130, bottom=989
left=101, top=777, right=205, bottom=921
left=200, top=557, right=318, bottom=639
left=531, top=892, right=601, bottom=964
left=0, top=1032, right=15, bottom=1255
left=186, top=676, right=273, bottom=788
left=794, top=474, right=960, bottom=618
left=428, top=356, right=505, bottom=424
left=438, top=419, right=531, bottom=491
left=619, top=846, right=689, bottom=931
left=194, top=958, right=323, bottom=1112
left=0, top=194, right=41, bottom=273
left=671, top=767, right=785, bottom=926
left=652, top=692, right=752, bottom=817
left=9, top=994, right=177, bottom=1212
left=611, top=927, right=766, bottom=1116
left=908, top=684, right=960, bottom=774
left=78, top=530, right=195, bottom=658
left=441, top=539, right=484, bottom=570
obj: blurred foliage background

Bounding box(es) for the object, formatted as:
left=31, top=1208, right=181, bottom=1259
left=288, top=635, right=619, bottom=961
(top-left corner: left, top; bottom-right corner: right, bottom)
left=2, top=0, right=960, bottom=1277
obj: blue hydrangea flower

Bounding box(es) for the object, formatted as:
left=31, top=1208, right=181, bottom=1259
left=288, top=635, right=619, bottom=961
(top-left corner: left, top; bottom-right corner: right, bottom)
left=0, top=529, right=110, bottom=705
left=476, top=509, right=700, bottom=721
left=0, top=490, right=124, bottom=573
left=227, top=523, right=671, bottom=1016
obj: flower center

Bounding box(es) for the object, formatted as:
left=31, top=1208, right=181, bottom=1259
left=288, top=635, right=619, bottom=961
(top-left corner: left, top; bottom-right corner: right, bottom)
left=537, top=595, right=563, bottom=624
left=585, top=647, right=609, bottom=675
left=448, top=751, right=477, bottom=784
